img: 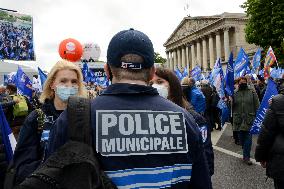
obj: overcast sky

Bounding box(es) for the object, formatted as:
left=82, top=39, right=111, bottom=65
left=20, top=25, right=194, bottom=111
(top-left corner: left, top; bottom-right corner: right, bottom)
left=1, top=0, right=245, bottom=71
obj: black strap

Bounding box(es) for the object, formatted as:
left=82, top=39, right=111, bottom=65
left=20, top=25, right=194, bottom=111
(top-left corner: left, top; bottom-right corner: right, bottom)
left=67, top=96, right=92, bottom=145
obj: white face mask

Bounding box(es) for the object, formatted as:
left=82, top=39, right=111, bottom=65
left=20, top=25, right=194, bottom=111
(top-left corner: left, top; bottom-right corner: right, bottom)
left=152, top=84, right=169, bottom=99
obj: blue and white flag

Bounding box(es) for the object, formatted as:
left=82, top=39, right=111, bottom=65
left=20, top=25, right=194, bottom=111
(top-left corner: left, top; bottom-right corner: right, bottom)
left=225, top=52, right=234, bottom=96
left=191, top=66, right=202, bottom=81
left=252, top=48, right=261, bottom=71
left=4, top=72, right=17, bottom=85
left=182, top=67, right=188, bottom=78
left=234, top=48, right=249, bottom=78
left=88, top=69, right=97, bottom=84
left=82, top=62, right=89, bottom=83
left=174, top=68, right=183, bottom=81
left=38, top=67, right=47, bottom=90
left=270, top=68, right=284, bottom=79
left=0, top=105, right=17, bottom=162
left=250, top=79, right=278, bottom=134
left=16, top=66, right=32, bottom=100
left=96, top=75, right=109, bottom=87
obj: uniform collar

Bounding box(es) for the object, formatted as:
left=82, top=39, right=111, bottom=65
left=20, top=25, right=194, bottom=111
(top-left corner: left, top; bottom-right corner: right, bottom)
left=101, top=83, right=159, bottom=95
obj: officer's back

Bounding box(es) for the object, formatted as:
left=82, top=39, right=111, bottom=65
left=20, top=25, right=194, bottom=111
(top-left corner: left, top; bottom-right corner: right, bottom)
left=48, top=29, right=212, bottom=189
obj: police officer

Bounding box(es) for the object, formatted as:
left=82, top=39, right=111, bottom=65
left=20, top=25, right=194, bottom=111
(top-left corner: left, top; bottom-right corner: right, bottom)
left=48, top=29, right=212, bottom=189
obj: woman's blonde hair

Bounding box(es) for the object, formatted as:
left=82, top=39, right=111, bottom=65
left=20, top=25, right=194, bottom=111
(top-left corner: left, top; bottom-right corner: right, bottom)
left=39, top=59, right=86, bottom=103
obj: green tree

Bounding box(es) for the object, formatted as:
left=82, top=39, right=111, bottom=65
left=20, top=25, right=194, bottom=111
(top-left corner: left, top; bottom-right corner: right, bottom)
left=154, top=52, right=166, bottom=64
left=241, top=0, right=284, bottom=65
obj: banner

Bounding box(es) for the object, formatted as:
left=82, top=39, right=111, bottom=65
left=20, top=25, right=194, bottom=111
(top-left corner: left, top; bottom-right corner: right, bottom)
left=250, top=79, right=278, bottom=134
left=0, top=9, right=35, bottom=61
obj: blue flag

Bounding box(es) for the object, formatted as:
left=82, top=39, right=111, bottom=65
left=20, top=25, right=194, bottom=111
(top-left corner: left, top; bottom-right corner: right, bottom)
left=82, top=62, right=89, bottom=82
left=252, top=48, right=261, bottom=71
left=191, top=66, right=202, bottom=81
left=234, top=48, right=249, bottom=78
left=270, top=68, right=283, bottom=79
left=38, top=67, right=47, bottom=89
left=0, top=105, right=17, bottom=162
left=182, top=67, right=188, bottom=78
left=88, top=69, right=97, bottom=84
left=225, top=52, right=234, bottom=96
left=250, top=79, right=278, bottom=134
left=96, top=75, right=109, bottom=87
left=16, top=66, right=32, bottom=100
left=4, top=72, right=17, bottom=85
left=214, top=66, right=229, bottom=127
left=174, top=68, right=183, bottom=81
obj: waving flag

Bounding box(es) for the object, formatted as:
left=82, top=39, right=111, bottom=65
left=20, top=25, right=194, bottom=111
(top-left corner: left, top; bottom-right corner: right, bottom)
left=182, top=67, right=188, bottom=78
left=174, top=68, right=183, bottom=81
left=4, top=72, right=17, bottom=85
left=214, top=65, right=229, bottom=127
left=0, top=105, right=17, bottom=162
left=209, top=58, right=222, bottom=85
left=38, top=67, right=47, bottom=90
left=252, top=48, right=261, bottom=71
left=225, top=52, right=234, bottom=96
left=16, top=66, right=32, bottom=100
left=191, top=66, right=202, bottom=81
left=250, top=79, right=278, bottom=134
left=82, top=62, right=89, bottom=82
left=265, top=46, right=277, bottom=67
left=88, top=69, right=97, bottom=83
left=96, top=75, right=109, bottom=87
left=234, top=48, right=249, bottom=78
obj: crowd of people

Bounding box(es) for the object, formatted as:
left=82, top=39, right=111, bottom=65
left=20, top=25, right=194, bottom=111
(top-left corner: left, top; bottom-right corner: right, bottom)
left=0, top=22, right=34, bottom=60
left=0, top=28, right=283, bottom=188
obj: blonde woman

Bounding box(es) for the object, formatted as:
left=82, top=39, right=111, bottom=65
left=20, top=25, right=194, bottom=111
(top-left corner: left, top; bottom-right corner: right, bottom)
left=5, top=60, right=86, bottom=187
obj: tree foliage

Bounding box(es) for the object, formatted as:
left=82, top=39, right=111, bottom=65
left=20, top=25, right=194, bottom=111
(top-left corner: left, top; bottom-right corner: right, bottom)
left=154, top=52, right=166, bottom=64
left=241, top=0, right=284, bottom=65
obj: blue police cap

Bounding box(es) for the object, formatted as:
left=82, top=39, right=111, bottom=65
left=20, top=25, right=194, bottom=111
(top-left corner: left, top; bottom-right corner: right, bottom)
left=107, top=28, right=154, bottom=69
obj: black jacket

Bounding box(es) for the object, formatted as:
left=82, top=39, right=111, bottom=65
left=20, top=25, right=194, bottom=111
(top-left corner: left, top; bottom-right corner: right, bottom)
left=255, top=94, right=284, bottom=181
left=10, top=99, right=62, bottom=184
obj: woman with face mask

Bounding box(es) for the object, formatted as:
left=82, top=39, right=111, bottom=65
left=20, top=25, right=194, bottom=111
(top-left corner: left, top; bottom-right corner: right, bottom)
left=5, top=60, right=86, bottom=187
left=150, top=67, right=214, bottom=176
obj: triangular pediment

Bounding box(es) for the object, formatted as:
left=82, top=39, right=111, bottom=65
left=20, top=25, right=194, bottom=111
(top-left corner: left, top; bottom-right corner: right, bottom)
left=164, top=16, right=221, bottom=47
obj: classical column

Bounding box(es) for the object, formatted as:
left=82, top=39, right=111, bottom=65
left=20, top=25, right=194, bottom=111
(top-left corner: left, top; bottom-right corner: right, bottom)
left=215, top=31, right=221, bottom=60
left=177, top=48, right=182, bottom=68
left=173, top=49, right=177, bottom=69
left=191, top=43, right=195, bottom=68
left=202, top=37, right=208, bottom=70
left=224, top=27, right=230, bottom=62
left=196, top=41, right=201, bottom=67
left=166, top=51, right=170, bottom=68
left=181, top=46, right=186, bottom=68
left=209, top=34, right=214, bottom=69
left=186, top=45, right=189, bottom=70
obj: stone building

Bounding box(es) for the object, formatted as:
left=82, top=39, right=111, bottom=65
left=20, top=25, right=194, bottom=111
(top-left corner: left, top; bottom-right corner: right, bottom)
left=164, top=12, right=257, bottom=71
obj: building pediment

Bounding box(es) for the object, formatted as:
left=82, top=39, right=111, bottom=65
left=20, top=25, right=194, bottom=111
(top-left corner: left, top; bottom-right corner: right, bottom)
left=164, top=16, right=220, bottom=47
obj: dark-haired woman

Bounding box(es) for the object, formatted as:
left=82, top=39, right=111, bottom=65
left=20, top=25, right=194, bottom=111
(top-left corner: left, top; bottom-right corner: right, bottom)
left=150, top=67, right=214, bottom=176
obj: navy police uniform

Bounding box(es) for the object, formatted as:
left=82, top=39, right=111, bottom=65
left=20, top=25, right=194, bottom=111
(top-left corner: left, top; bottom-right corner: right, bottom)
left=48, top=84, right=212, bottom=189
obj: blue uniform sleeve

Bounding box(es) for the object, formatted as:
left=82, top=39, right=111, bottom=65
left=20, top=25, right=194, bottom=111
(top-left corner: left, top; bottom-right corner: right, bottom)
left=183, top=112, right=212, bottom=189
left=200, top=124, right=214, bottom=176
left=47, top=110, right=68, bottom=157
